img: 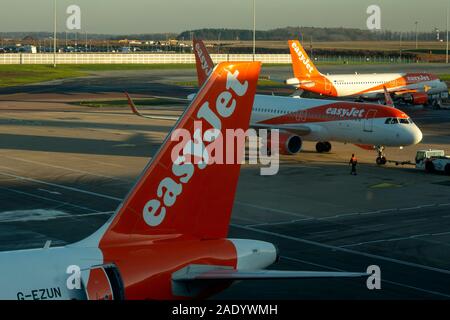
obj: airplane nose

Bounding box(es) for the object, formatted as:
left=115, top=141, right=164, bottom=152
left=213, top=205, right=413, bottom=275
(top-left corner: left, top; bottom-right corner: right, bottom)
left=399, top=124, right=422, bottom=146
left=410, top=125, right=423, bottom=145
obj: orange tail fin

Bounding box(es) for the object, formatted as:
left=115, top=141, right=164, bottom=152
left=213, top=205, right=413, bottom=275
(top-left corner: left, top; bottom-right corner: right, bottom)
left=100, top=62, right=261, bottom=245
left=193, top=39, right=215, bottom=87
left=288, top=40, right=321, bottom=79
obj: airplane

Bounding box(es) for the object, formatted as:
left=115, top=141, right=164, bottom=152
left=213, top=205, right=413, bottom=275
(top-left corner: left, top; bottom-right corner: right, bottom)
left=127, top=39, right=423, bottom=165
left=286, top=40, right=449, bottom=107
left=0, top=62, right=367, bottom=300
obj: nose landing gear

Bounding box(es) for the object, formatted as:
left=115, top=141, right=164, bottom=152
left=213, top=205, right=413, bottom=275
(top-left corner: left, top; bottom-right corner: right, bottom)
left=375, top=146, right=387, bottom=165
left=316, top=141, right=332, bottom=153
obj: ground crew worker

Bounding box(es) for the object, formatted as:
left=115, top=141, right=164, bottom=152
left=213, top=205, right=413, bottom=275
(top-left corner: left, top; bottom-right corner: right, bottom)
left=349, top=154, right=358, bottom=175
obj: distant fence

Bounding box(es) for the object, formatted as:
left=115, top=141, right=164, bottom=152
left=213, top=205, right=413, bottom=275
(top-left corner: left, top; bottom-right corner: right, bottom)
left=0, top=53, right=290, bottom=64
left=0, top=53, right=415, bottom=65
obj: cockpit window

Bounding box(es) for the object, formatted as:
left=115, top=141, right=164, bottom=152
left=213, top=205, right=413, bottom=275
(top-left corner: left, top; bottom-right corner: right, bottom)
left=385, top=117, right=413, bottom=124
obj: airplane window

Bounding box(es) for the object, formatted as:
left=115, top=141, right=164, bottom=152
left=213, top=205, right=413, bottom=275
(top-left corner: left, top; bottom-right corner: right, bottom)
left=392, top=118, right=399, bottom=124
left=399, top=118, right=409, bottom=124
left=385, top=118, right=392, bottom=124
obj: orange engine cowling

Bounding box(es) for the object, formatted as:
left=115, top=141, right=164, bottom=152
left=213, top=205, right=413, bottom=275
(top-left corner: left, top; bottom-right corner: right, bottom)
left=405, top=92, right=428, bottom=105
left=267, top=132, right=303, bottom=155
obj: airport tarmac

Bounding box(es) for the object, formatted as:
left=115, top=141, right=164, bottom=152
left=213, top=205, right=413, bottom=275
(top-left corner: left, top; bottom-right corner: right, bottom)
left=0, top=66, right=450, bottom=299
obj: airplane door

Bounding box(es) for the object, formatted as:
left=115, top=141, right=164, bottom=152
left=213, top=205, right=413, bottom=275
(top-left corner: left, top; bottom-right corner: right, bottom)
left=364, top=109, right=377, bottom=132
left=82, top=265, right=125, bottom=300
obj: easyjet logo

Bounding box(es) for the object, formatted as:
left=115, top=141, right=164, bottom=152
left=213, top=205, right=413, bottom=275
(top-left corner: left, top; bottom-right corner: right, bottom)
left=291, top=42, right=314, bottom=75
left=195, top=43, right=213, bottom=78
left=326, top=107, right=365, bottom=118
left=142, top=69, right=249, bottom=227
left=406, top=75, right=431, bottom=82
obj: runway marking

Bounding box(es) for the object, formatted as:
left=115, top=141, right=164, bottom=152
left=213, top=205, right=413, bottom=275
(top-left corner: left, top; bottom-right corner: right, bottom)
left=242, top=203, right=443, bottom=228
left=235, top=201, right=311, bottom=219
left=0, top=172, right=123, bottom=202
left=438, top=203, right=450, bottom=207
left=250, top=201, right=449, bottom=226
left=38, top=210, right=114, bottom=221
left=0, top=209, right=113, bottom=223
left=339, top=231, right=450, bottom=248
left=0, top=187, right=104, bottom=213
left=307, top=229, right=339, bottom=235
left=281, top=256, right=450, bottom=298
left=67, top=155, right=127, bottom=168
left=399, top=204, right=435, bottom=211
left=0, top=209, right=68, bottom=222
left=278, top=164, right=322, bottom=169
left=281, top=256, right=345, bottom=271
left=0, top=165, right=22, bottom=173
left=247, top=218, right=314, bottom=228
left=325, top=208, right=398, bottom=219
left=230, top=215, right=262, bottom=224
left=230, top=224, right=450, bottom=276
left=2, top=156, right=131, bottom=183
left=402, top=218, right=428, bottom=224
left=38, top=188, right=62, bottom=195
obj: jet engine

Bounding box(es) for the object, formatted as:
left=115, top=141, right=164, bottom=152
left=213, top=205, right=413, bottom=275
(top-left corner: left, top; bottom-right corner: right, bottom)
left=266, top=132, right=303, bottom=155
left=405, top=92, right=428, bottom=105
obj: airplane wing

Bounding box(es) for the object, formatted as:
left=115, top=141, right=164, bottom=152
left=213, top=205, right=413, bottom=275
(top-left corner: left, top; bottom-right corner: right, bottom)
left=391, top=89, right=419, bottom=95
left=259, top=75, right=288, bottom=85
left=140, top=94, right=190, bottom=102
left=125, top=92, right=180, bottom=121
left=391, top=83, right=432, bottom=96
left=252, top=123, right=311, bottom=136
left=173, top=267, right=368, bottom=281
left=126, top=93, right=311, bottom=136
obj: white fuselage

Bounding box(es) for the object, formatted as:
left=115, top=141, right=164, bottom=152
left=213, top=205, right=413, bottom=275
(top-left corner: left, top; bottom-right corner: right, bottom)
left=325, top=73, right=448, bottom=98
left=250, top=95, right=422, bottom=147
left=0, top=246, right=101, bottom=300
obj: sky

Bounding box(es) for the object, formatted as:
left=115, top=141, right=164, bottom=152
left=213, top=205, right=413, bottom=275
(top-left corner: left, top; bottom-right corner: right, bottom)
left=0, top=0, right=449, bottom=34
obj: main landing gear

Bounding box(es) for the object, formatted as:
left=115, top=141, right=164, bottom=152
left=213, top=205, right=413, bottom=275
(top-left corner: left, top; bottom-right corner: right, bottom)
left=316, top=141, right=332, bottom=153
left=375, top=146, right=387, bottom=165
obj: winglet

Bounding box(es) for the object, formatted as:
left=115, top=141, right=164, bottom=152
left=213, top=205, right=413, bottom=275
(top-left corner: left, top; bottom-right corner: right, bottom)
left=383, top=86, right=394, bottom=107
left=124, top=92, right=181, bottom=121
left=125, top=92, right=144, bottom=117
left=193, top=39, right=215, bottom=87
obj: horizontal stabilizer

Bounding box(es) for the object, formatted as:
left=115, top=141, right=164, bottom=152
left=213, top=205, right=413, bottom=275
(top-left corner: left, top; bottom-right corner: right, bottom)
left=173, top=268, right=368, bottom=281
